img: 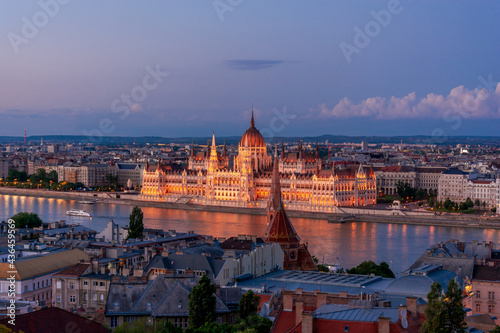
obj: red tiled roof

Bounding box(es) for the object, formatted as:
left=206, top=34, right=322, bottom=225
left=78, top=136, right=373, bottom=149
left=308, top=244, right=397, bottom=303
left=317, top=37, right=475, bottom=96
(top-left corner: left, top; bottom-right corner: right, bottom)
left=53, top=263, right=90, bottom=278
left=0, top=307, right=110, bottom=333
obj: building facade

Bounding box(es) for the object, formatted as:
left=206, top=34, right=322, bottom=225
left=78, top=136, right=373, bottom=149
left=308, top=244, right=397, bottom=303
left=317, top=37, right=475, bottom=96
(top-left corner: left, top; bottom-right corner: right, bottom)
left=140, top=114, right=377, bottom=212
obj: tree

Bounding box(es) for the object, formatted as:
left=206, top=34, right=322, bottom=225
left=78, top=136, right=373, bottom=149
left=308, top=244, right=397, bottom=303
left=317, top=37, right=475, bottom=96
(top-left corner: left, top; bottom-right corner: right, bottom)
left=396, top=181, right=417, bottom=202
left=10, top=212, right=43, bottom=228
left=188, top=275, right=216, bottom=329
left=465, top=197, right=474, bottom=209
left=6, top=169, right=27, bottom=182
left=422, top=280, right=466, bottom=333
left=346, top=261, right=395, bottom=278
left=232, top=315, right=273, bottom=333
left=239, top=290, right=260, bottom=320
left=491, top=326, right=500, bottom=333
left=317, top=264, right=330, bottom=272
left=47, top=170, right=58, bottom=183
left=474, top=198, right=480, bottom=207
left=127, top=206, right=144, bottom=239
left=445, top=279, right=466, bottom=333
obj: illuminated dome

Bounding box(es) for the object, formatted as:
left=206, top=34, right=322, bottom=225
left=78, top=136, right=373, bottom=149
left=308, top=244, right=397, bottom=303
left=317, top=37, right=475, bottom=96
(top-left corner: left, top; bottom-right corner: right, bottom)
left=239, top=111, right=266, bottom=148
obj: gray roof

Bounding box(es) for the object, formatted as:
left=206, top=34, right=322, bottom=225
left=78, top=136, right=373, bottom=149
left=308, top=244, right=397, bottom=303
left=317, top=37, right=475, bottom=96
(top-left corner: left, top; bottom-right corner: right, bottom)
left=314, top=304, right=401, bottom=323
left=144, top=254, right=225, bottom=281
left=106, top=275, right=231, bottom=317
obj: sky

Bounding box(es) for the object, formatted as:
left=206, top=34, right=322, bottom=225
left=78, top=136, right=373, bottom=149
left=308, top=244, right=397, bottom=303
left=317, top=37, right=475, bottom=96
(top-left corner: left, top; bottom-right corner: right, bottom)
left=1, top=1, right=499, bottom=139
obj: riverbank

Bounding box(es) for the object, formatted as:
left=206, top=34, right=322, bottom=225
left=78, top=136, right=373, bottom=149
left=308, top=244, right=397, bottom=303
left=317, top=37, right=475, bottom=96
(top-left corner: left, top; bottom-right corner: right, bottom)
left=1, top=187, right=500, bottom=229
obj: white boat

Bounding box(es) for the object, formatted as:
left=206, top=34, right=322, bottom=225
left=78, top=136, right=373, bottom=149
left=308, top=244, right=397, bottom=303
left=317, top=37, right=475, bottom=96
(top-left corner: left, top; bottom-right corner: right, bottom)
left=66, top=209, right=92, bottom=217
left=77, top=200, right=94, bottom=204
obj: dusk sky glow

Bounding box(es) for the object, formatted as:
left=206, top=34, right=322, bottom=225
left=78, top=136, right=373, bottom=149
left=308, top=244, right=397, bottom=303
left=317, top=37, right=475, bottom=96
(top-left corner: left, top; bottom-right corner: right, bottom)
left=1, top=1, right=499, bottom=138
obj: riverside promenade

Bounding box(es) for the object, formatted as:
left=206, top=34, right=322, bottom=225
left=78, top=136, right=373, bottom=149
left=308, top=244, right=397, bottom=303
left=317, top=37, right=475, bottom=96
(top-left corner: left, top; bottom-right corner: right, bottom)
left=1, top=187, right=500, bottom=229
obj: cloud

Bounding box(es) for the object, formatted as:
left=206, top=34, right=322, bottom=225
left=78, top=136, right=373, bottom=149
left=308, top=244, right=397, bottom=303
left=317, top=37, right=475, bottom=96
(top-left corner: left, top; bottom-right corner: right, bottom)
left=225, top=59, right=284, bottom=71
left=314, top=82, right=500, bottom=119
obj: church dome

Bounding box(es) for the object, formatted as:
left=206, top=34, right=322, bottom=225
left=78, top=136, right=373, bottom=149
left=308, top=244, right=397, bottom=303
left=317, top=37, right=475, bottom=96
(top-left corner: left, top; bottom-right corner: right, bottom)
left=239, top=111, right=266, bottom=148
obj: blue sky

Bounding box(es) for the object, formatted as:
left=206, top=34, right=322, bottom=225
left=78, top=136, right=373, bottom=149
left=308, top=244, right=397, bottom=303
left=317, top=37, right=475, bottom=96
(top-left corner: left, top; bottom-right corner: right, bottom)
left=1, top=1, right=499, bottom=138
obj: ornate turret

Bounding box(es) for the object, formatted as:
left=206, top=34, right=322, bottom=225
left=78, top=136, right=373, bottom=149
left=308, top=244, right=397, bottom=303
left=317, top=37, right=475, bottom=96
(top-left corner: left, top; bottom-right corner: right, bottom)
left=315, top=140, right=319, bottom=159
left=190, top=141, right=195, bottom=158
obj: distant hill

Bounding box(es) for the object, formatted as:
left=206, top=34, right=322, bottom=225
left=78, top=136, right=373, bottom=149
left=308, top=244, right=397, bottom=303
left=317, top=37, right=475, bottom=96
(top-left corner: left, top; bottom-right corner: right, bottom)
left=1, top=135, right=500, bottom=146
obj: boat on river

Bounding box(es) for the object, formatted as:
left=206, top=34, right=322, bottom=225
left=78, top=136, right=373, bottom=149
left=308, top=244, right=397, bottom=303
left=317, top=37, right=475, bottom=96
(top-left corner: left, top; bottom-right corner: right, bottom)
left=66, top=209, right=92, bottom=217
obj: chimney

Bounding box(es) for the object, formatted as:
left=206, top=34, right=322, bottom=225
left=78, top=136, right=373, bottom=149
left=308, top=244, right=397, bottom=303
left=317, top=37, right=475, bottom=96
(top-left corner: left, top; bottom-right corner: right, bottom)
left=296, top=288, right=303, bottom=295
left=406, top=297, right=417, bottom=318
left=283, top=292, right=294, bottom=311
left=295, top=301, right=304, bottom=326
left=302, top=312, right=313, bottom=333
left=316, top=292, right=327, bottom=308
left=378, top=317, right=390, bottom=333
left=92, top=258, right=99, bottom=273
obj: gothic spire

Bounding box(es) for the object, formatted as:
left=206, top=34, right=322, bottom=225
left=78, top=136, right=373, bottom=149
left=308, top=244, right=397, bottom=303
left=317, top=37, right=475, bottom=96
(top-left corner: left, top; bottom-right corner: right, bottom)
left=250, top=106, right=255, bottom=127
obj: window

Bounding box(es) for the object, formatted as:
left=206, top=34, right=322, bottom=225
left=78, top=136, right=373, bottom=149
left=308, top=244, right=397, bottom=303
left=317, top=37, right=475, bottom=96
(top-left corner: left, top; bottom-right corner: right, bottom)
left=24, top=285, right=28, bottom=292
left=477, top=290, right=481, bottom=298
left=93, top=293, right=97, bottom=301
left=99, top=293, right=104, bottom=302
left=489, top=305, right=495, bottom=313
left=344, top=326, right=350, bottom=332
left=69, top=283, right=75, bottom=290
left=93, top=281, right=98, bottom=286
left=110, top=317, right=118, bottom=328
left=99, top=282, right=105, bottom=287
left=56, top=294, right=61, bottom=302
left=84, top=292, right=88, bottom=301
left=489, top=291, right=495, bottom=300
left=56, top=281, right=61, bottom=289
left=83, top=281, right=88, bottom=286
left=476, top=304, right=481, bottom=312
left=69, top=295, right=75, bottom=303
left=42, top=281, right=44, bottom=287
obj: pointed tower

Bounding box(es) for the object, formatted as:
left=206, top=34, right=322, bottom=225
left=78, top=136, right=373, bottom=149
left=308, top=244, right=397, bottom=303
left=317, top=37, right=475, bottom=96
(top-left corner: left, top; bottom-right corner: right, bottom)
left=266, top=145, right=281, bottom=225
left=208, top=132, right=218, bottom=172
left=190, top=140, right=195, bottom=158
left=281, top=140, right=285, bottom=160
left=315, top=140, right=319, bottom=159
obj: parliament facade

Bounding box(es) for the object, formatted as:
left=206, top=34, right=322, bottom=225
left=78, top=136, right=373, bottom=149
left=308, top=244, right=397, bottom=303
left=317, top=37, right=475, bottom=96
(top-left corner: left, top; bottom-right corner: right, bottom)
left=139, top=113, right=377, bottom=212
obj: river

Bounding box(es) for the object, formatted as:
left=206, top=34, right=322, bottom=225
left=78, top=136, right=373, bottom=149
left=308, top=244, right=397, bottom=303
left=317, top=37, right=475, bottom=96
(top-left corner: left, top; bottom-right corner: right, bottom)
left=1, top=194, right=499, bottom=274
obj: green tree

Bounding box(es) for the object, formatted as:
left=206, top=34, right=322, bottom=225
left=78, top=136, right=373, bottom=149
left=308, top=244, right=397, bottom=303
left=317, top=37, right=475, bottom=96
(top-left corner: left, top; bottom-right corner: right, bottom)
left=188, top=275, right=216, bottom=329
left=127, top=206, right=144, bottom=239
left=465, top=197, right=474, bottom=209
left=47, top=170, right=58, bottom=183
left=346, top=261, right=395, bottom=278
left=239, top=290, right=260, bottom=320
left=6, top=169, right=27, bottom=182
left=396, top=181, right=417, bottom=202
left=317, top=264, right=330, bottom=272
left=474, top=198, right=481, bottom=207
left=428, top=197, right=435, bottom=208
left=10, top=212, right=43, bottom=228
left=232, top=315, right=273, bottom=333
left=422, top=280, right=466, bottom=333
left=491, top=326, right=500, bottom=333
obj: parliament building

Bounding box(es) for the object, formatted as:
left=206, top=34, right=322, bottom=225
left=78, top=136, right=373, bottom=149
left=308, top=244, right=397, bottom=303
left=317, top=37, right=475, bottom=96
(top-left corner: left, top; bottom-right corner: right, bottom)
left=139, top=112, right=377, bottom=212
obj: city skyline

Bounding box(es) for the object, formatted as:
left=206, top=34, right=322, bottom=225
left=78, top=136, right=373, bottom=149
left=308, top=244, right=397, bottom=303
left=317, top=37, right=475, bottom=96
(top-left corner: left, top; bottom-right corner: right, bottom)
left=1, top=1, right=499, bottom=138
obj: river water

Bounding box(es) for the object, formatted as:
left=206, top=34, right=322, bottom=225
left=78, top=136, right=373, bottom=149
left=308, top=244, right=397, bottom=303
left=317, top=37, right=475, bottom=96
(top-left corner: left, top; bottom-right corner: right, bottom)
left=1, top=194, right=499, bottom=274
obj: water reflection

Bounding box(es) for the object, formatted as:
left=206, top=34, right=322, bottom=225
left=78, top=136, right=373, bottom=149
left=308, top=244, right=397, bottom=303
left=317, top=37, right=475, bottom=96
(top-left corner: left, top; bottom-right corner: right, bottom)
left=2, top=194, right=500, bottom=274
